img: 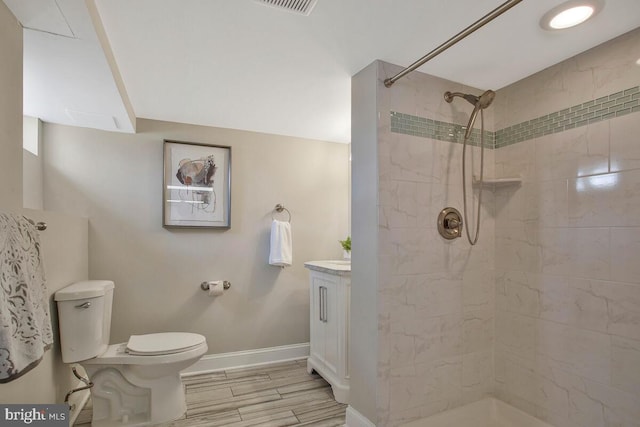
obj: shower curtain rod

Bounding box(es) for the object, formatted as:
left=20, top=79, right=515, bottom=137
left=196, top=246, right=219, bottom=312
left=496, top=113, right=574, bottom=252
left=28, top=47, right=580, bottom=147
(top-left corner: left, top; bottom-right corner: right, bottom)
left=384, top=0, right=523, bottom=88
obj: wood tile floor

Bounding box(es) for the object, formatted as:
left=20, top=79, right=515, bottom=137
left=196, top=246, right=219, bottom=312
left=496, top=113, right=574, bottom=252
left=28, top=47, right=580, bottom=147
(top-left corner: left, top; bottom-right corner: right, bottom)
left=74, top=359, right=347, bottom=426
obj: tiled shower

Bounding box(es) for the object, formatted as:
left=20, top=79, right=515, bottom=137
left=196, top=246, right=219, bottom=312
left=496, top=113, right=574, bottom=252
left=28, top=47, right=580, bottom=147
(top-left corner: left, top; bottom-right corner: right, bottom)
left=492, top=27, right=640, bottom=427
left=353, top=27, right=640, bottom=427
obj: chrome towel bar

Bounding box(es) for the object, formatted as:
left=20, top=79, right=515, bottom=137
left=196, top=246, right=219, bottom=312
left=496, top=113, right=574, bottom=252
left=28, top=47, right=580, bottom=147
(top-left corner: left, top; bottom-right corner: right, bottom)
left=26, top=217, right=47, bottom=231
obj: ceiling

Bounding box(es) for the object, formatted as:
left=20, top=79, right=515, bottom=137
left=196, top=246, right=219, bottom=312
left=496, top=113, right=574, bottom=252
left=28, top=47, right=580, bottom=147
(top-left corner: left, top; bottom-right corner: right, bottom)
left=6, top=0, right=640, bottom=143
left=4, top=0, right=135, bottom=133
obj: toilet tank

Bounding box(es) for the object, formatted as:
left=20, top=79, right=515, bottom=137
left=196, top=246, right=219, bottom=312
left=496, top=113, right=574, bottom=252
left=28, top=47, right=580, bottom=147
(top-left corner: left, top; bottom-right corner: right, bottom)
left=55, top=280, right=115, bottom=363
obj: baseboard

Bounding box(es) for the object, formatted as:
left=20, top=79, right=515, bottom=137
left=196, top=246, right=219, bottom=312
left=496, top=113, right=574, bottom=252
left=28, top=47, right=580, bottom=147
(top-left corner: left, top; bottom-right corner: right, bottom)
left=181, top=342, right=310, bottom=376
left=345, top=405, right=376, bottom=427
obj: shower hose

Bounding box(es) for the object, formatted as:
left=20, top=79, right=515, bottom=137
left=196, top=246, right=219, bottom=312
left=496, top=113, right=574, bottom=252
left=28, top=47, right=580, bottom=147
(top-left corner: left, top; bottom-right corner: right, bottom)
left=462, top=108, right=484, bottom=245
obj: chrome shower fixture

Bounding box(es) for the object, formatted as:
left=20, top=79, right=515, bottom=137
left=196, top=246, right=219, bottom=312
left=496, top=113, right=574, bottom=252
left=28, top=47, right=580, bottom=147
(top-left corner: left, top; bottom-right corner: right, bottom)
left=444, top=90, right=495, bottom=140
left=444, top=90, right=496, bottom=108
left=443, top=89, right=496, bottom=246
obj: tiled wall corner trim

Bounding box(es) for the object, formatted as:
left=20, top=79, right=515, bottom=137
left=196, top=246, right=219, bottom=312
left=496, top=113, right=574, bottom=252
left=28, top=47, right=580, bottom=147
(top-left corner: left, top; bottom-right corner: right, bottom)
left=390, top=85, right=640, bottom=149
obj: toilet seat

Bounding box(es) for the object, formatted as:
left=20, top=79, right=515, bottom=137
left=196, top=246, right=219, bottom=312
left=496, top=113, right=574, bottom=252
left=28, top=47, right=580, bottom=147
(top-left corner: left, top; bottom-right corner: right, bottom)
left=82, top=333, right=207, bottom=366
left=126, top=332, right=205, bottom=356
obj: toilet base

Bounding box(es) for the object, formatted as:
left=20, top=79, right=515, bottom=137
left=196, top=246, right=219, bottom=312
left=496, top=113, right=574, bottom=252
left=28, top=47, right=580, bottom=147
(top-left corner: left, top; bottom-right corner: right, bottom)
left=84, top=365, right=186, bottom=426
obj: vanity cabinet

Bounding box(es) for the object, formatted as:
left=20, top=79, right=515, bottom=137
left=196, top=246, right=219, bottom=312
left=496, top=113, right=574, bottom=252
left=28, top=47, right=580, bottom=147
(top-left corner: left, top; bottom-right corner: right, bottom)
left=304, top=261, right=350, bottom=404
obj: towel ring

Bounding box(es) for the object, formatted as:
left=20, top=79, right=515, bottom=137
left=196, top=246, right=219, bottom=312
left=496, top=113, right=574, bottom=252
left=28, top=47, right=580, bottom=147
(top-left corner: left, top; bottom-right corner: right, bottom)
left=272, top=204, right=291, bottom=222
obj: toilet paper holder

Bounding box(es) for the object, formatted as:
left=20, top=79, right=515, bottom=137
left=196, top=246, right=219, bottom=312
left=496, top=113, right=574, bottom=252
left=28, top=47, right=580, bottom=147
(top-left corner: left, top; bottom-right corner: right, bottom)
left=200, top=281, right=232, bottom=291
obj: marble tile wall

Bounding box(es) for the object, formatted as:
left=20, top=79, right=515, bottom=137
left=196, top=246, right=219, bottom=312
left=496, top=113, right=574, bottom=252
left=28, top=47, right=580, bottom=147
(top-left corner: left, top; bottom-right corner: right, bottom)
left=493, top=28, right=640, bottom=427
left=365, top=27, right=640, bottom=427
left=376, top=61, right=496, bottom=427
left=368, top=28, right=640, bottom=427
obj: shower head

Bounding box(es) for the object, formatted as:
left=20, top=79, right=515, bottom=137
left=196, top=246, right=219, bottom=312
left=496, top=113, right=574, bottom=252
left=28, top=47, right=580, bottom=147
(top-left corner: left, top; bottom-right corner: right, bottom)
left=444, top=90, right=495, bottom=109
left=476, top=90, right=495, bottom=109
left=444, top=89, right=496, bottom=140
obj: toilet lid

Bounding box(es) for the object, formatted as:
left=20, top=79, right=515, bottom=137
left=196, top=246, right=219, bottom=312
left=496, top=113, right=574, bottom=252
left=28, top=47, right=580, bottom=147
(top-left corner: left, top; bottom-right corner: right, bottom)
left=126, top=332, right=205, bottom=356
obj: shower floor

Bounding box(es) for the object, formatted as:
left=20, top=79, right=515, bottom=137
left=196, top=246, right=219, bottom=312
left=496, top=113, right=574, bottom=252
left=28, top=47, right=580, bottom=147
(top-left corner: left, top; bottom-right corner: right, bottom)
left=400, top=397, right=554, bottom=427
left=74, top=359, right=346, bottom=426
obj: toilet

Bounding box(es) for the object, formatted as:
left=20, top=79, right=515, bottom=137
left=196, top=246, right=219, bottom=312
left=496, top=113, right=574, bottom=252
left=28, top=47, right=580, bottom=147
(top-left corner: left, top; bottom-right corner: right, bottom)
left=55, top=280, right=207, bottom=426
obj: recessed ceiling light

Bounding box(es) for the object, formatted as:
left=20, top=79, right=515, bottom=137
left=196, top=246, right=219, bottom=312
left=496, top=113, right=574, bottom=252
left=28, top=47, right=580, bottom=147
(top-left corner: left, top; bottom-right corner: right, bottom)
left=550, top=6, right=594, bottom=28
left=540, top=0, right=604, bottom=31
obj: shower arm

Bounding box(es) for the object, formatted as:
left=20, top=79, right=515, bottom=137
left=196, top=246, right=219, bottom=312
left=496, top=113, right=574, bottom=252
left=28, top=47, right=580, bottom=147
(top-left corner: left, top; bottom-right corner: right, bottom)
left=383, top=0, right=523, bottom=88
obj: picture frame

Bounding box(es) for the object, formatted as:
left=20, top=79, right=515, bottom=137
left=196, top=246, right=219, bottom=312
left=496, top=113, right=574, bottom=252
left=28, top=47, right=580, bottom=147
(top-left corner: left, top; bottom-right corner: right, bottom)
left=163, top=140, right=231, bottom=228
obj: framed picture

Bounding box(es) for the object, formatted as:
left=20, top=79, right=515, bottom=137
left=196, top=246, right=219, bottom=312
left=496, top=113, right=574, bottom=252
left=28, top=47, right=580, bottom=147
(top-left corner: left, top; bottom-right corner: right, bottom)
left=163, top=140, right=231, bottom=228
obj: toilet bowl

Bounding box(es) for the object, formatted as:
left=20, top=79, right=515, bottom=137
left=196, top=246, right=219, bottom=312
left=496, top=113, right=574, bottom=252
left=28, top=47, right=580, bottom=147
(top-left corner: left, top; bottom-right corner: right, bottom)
left=55, top=281, right=207, bottom=426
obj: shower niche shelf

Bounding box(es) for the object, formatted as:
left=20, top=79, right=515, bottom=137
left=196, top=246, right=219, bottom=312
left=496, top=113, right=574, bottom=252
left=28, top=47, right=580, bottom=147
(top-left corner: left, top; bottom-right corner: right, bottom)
left=472, top=176, right=522, bottom=189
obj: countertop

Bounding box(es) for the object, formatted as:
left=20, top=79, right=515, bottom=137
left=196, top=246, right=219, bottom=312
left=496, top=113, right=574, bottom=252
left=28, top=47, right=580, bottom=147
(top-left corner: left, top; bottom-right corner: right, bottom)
left=304, top=260, right=351, bottom=275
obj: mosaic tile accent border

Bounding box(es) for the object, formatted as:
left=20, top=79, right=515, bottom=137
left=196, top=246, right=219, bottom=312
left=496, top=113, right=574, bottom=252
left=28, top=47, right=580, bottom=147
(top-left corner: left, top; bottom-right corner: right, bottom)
left=495, top=86, right=640, bottom=148
left=390, top=86, right=640, bottom=149
left=390, top=111, right=495, bottom=148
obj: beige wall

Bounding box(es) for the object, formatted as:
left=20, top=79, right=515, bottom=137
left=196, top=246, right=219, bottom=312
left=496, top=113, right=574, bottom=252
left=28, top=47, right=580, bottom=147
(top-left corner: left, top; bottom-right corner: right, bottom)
left=42, top=119, right=350, bottom=353
left=493, top=28, right=640, bottom=427
left=0, top=1, right=22, bottom=210
left=23, top=116, right=44, bottom=209
left=0, top=209, right=89, bottom=404
left=0, top=4, right=88, bottom=407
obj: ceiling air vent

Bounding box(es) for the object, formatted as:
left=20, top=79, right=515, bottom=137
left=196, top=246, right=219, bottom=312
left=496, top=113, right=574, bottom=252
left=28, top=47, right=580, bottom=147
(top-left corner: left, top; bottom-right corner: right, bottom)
left=254, top=0, right=319, bottom=16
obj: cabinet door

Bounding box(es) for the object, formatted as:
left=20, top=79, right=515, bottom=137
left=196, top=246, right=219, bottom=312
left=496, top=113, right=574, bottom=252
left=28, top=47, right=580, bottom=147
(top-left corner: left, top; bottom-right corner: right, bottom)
left=322, top=278, right=339, bottom=376
left=310, top=274, right=340, bottom=376
left=309, top=278, right=325, bottom=361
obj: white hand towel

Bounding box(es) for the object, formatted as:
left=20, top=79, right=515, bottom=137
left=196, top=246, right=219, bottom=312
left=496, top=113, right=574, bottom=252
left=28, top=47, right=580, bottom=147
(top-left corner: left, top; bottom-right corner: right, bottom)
left=0, top=214, right=52, bottom=383
left=269, top=220, right=292, bottom=267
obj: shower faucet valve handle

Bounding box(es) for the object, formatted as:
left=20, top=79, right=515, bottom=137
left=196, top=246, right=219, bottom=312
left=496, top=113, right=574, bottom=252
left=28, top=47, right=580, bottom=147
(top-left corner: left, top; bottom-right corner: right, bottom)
left=445, top=217, right=461, bottom=229
left=437, top=207, right=463, bottom=240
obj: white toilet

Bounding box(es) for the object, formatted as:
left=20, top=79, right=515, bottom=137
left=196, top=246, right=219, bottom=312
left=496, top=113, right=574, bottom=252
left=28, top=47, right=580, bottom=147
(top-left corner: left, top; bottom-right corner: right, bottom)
left=55, top=280, right=207, bottom=426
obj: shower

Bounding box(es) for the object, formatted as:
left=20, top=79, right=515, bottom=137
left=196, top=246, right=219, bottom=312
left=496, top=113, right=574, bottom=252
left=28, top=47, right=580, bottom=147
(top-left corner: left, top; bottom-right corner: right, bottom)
left=381, top=0, right=517, bottom=245
left=445, top=90, right=495, bottom=139
left=444, top=89, right=496, bottom=245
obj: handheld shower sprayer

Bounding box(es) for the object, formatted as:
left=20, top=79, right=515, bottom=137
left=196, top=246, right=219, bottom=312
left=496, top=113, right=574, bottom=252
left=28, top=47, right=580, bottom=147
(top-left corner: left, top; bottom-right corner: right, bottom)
left=443, top=89, right=496, bottom=245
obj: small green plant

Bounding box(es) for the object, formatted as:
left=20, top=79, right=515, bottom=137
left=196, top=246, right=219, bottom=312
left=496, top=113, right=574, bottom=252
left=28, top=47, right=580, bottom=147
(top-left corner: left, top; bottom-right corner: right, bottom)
left=339, top=236, right=351, bottom=252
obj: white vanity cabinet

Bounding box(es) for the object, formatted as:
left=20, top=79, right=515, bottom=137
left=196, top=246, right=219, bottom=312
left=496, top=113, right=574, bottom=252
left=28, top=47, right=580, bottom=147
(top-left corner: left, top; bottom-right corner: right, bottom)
left=304, top=261, right=350, bottom=404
